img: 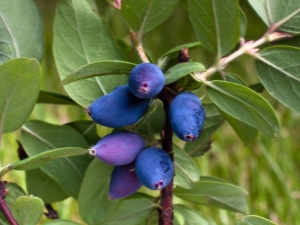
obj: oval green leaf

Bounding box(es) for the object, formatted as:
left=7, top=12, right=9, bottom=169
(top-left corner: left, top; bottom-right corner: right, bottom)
left=255, top=46, right=300, bottom=113
left=53, top=0, right=127, bottom=108
left=0, top=58, right=42, bottom=134
left=65, top=120, right=99, bottom=146
left=11, top=196, right=44, bottom=225
left=160, top=42, right=201, bottom=59
left=121, top=0, right=180, bottom=35
left=37, top=91, right=77, bottom=105
left=62, top=60, right=136, bottom=85
left=0, top=0, right=43, bottom=64
left=187, top=0, right=240, bottom=57
left=78, top=159, right=120, bottom=225
left=98, top=198, right=157, bottom=225
left=174, top=178, right=249, bottom=214
left=43, top=220, right=81, bottom=225
left=26, top=168, right=69, bottom=204
left=240, top=215, right=276, bottom=225
left=205, top=80, right=279, bottom=137
left=165, top=62, right=205, bottom=84
left=21, top=120, right=91, bottom=198
left=174, top=145, right=200, bottom=189
left=174, top=205, right=208, bottom=225
left=1, top=147, right=87, bottom=176
left=248, top=0, right=300, bottom=34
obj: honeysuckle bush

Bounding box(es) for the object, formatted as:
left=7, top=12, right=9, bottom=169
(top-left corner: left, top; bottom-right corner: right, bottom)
left=0, top=0, right=300, bottom=224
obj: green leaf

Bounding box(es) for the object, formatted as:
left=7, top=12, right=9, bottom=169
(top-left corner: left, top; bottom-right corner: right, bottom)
left=223, top=74, right=259, bottom=146
left=174, top=205, right=208, bottom=225
left=0, top=0, right=43, bottom=64
left=173, top=145, right=200, bottom=189
left=78, top=159, right=120, bottom=224
left=255, top=46, right=300, bottom=113
left=53, top=0, right=127, bottom=108
left=165, top=62, right=205, bottom=85
left=249, top=83, right=264, bottom=93
left=4, top=183, right=27, bottom=206
left=62, top=60, right=136, bottom=85
left=187, top=0, right=240, bottom=56
left=0, top=147, right=87, bottom=177
left=240, top=8, right=247, bottom=38
left=239, top=215, right=276, bottom=225
left=174, top=178, right=249, bottom=214
left=11, top=196, right=44, bottom=225
left=98, top=198, right=157, bottom=225
left=220, top=109, right=259, bottom=146
left=184, top=103, right=224, bottom=157
left=65, top=120, right=99, bottom=146
left=21, top=120, right=91, bottom=198
left=0, top=58, right=42, bottom=134
left=37, top=91, right=77, bottom=105
left=0, top=183, right=26, bottom=225
left=225, top=73, right=247, bottom=86
left=26, top=168, right=69, bottom=204
left=205, top=80, right=279, bottom=137
left=121, top=0, right=180, bottom=35
left=43, top=220, right=81, bottom=225
left=160, top=42, right=201, bottom=59
left=248, top=0, right=300, bottom=34
left=134, top=100, right=165, bottom=142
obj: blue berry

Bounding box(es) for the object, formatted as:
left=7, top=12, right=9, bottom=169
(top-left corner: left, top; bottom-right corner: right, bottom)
left=89, top=131, right=145, bottom=165
left=169, top=92, right=205, bottom=142
left=128, top=63, right=165, bottom=99
left=87, top=85, right=150, bottom=128
left=135, top=147, right=173, bottom=190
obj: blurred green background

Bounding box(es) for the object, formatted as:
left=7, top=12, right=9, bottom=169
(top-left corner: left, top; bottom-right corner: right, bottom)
left=0, top=0, right=299, bottom=224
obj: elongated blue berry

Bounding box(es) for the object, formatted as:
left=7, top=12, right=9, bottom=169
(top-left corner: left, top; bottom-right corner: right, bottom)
left=128, top=63, right=165, bottom=99
left=135, top=147, right=173, bottom=190
left=89, top=131, right=145, bottom=165
left=109, top=162, right=142, bottom=199
left=87, top=85, right=150, bottom=128
left=169, top=92, right=205, bottom=142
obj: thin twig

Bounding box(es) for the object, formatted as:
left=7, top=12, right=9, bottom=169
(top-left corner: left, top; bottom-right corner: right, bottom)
left=0, top=181, right=19, bottom=225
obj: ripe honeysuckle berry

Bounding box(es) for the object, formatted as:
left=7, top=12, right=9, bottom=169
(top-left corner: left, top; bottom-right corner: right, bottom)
left=128, top=63, right=165, bottom=99
left=109, top=162, right=142, bottom=199
left=88, top=131, right=145, bottom=165
left=135, top=147, right=173, bottom=190
left=87, top=84, right=150, bottom=128
left=169, top=92, right=205, bottom=142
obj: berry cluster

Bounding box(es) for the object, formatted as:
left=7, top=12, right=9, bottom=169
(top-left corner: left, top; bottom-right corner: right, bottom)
left=87, top=62, right=205, bottom=199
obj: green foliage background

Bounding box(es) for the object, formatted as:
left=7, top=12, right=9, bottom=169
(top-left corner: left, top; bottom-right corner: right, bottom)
left=0, top=0, right=299, bottom=224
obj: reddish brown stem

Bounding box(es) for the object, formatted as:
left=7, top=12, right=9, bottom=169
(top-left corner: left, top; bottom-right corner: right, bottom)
left=159, top=87, right=175, bottom=225
left=0, top=181, right=19, bottom=225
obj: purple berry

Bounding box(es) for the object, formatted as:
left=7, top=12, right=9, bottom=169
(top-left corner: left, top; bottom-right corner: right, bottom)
left=135, top=147, right=173, bottom=190
left=169, top=92, right=205, bottom=142
left=89, top=131, right=145, bottom=165
left=109, top=162, right=142, bottom=199
left=128, top=63, right=165, bottom=99
left=87, top=85, right=150, bottom=128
